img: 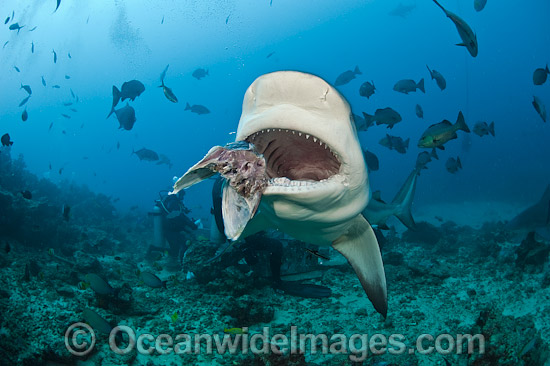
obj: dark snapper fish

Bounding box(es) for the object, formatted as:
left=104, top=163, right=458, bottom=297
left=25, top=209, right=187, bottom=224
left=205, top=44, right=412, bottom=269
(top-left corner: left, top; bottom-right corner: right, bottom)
left=172, top=141, right=268, bottom=239
left=432, top=0, right=478, bottom=57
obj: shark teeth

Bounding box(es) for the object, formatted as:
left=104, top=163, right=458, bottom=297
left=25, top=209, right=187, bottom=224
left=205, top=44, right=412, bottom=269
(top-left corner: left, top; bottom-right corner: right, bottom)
left=269, top=177, right=317, bottom=187
left=248, top=128, right=337, bottom=158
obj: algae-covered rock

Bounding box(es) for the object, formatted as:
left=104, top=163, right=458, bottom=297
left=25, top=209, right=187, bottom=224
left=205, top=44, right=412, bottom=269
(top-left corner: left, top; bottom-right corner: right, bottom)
left=219, top=294, right=274, bottom=326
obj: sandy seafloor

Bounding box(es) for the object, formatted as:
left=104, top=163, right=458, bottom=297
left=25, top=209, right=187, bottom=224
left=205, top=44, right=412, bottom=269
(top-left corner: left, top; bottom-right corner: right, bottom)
left=0, top=199, right=549, bottom=366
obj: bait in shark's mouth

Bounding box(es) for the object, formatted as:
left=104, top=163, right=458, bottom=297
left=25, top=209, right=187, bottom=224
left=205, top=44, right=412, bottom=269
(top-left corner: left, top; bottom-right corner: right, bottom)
left=172, top=141, right=268, bottom=239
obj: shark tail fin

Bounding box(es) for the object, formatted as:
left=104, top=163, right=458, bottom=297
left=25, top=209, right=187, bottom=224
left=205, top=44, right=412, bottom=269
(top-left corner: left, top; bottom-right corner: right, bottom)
left=417, top=78, right=425, bottom=93
left=185, top=102, right=191, bottom=111
left=426, top=65, right=433, bottom=78
left=332, top=215, right=387, bottom=318
left=390, top=169, right=418, bottom=229
left=455, top=111, right=470, bottom=132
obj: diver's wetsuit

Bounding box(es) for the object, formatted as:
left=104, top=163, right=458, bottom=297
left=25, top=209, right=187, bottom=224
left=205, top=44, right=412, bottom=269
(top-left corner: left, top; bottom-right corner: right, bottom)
left=152, top=191, right=197, bottom=259
left=211, top=177, right=331, bottom=298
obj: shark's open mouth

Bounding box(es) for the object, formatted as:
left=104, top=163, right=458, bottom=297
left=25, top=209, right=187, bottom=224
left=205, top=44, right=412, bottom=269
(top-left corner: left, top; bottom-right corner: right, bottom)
left=246, top=128, right=341, bottom=182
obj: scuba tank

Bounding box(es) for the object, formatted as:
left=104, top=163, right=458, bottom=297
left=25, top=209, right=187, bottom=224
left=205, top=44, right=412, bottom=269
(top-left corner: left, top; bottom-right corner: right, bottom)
left=150, top=203, right=165, bottom=248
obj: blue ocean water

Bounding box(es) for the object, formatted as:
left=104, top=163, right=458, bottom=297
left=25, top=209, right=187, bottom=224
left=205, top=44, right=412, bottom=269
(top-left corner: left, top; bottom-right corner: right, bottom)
left=1, top=0, right=550, bottom=364
left=1, top=0, right=548, bottom=216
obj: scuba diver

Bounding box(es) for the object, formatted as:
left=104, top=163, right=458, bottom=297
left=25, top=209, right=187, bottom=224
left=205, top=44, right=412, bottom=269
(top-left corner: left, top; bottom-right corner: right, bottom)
left=149, top=189, right=197, bottom=263
left=210, top=177, right=331, bottom=298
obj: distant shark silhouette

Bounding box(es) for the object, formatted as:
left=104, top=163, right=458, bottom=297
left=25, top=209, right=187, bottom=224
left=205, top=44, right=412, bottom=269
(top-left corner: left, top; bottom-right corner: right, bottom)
left=173, top=71, right=388, bottom=317
left=389, top=3, right=416, bottom=18
left=363, top=169, right=418, bottom=230
left=509, top=184, right=550, bottom=239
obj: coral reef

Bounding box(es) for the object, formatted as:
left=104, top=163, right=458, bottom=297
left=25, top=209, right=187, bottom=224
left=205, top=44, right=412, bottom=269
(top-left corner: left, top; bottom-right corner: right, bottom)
left=1, top=151, right=549, bottom=365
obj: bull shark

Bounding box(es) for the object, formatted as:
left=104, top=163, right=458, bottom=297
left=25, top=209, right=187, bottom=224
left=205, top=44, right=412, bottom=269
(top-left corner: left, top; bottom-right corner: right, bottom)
left=363, top=169, right=418, bottom=230
left=172, top=71, right=387, bottom=317
left=508, top=184, right=550, bottom=239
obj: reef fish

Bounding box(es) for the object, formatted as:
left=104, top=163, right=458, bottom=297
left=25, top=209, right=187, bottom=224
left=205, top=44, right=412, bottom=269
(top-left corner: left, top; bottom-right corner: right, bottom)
left=532, top=96, right=547, bottom=122
left=533, top=65, right=549, bottom=85
left=9, top=22, right=24, bottom=33
left=140, top=271, right=167, bottom=288
left=82, top=309, right=112, bottom=335
left=379, top=134, right=409, bottom=154
left=192, top=68, right=209, bottom=80
left=418, top=111, right=470, bottom=149
left=432, top=0, right=478, bottom=57
left=415, top=150, right=438, bottom=171
left=20, top=84, right=32, bottom=95
left=19, top=95, right=31, bottom=107
left=160, top=80, right=178, bottom=103
left=335, top=66, right=361, bottom=86
left=132, top=148, right=159, bottom=162
left=1, top=133, right=14, bottom=147
left=473, top=121, right=495, bottom=137
left=85, top=273, right=115, bottom=295
left=363, top=149, right=379, bottom=172
left=119, top=80, right=145, bottom=102
left=426, top=65, right=446, bottom=90
left=114, top=104, right=136, bottom=130
left=393, top=78, right=425, bottom=94
left=415, top=104, right=424, bottom=119
left=474, top=0, right=487, bottom=12
left=353, top=113, right=373, bottom=132
left=445, top=156, right=462, bottom=173
left=359, top=81, right=376, bottom=99
left=185, top=103, right=209, bottom=115
left=363, top=108, right=402, bottom=129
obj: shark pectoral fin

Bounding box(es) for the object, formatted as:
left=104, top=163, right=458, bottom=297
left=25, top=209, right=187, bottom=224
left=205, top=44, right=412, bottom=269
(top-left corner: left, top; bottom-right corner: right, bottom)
left=222, top=181, right=262, bottom=241
left=456, top=42, right=466, bottom=47
left=332, top=215, right=387, bottom=318
left=172, top=146, right=224, bottom=193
